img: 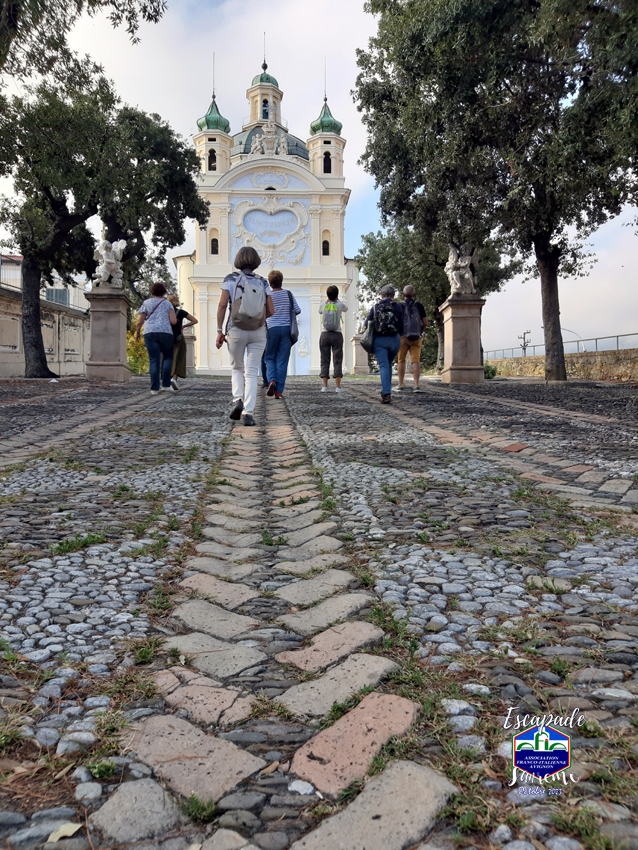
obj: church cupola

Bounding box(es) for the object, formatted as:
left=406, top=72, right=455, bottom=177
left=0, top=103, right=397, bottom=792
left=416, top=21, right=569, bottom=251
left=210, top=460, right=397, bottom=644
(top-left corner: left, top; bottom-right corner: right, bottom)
left=244, top=62, right=284, bottom=129
left=307, top=98, right=345, bottom=179
left=194, top=94, right=232, bottom=177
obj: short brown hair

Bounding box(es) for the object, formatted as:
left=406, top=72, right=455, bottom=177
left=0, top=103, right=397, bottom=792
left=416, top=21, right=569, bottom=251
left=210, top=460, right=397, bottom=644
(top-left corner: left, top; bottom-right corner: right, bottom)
left=268, top=270, right=284, bottom=288
left=326, top=285, right=339, bottom=301
left=234, top=246, right=261, bottom=271
left=150, top=282, right=167, bottom=297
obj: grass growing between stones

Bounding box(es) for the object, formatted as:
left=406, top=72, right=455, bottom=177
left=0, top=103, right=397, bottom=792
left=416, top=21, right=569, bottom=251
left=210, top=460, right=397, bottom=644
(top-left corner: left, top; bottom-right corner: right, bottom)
left=551, top=805, right=612, bottom=850
left=182, top=794, right=217, bottom=822
left=51, top=531, right=107, bottom=554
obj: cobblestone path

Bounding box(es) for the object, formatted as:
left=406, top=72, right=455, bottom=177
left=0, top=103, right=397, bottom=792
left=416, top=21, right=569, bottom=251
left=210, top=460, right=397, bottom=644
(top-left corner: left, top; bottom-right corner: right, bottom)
left=0, top=378, right=637, bottom=850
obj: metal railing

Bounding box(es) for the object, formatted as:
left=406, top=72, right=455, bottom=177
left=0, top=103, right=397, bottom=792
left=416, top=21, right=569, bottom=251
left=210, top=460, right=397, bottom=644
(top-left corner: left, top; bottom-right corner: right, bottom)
left=485, top=332, right=638, bottom=360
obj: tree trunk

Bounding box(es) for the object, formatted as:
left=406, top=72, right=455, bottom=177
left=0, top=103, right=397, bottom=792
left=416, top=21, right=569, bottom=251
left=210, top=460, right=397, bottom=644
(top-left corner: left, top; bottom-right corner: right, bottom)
left=433, top=310, right=445, bottom=370
left=535, top=239, right=566, bottom=381
left=21, top=255, right=57, bottom=378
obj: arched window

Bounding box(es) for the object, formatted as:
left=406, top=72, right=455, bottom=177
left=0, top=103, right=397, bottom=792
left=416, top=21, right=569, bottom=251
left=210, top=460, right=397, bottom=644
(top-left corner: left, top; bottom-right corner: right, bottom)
left=211, top=238, right=219, bottom=255
left=322, top=240, right=330, bottom=256
left=262, top=99, right=269, bottom=120
left=323, top=151, right=331, bottom=174
left=208, top=149, right=217, bottom=171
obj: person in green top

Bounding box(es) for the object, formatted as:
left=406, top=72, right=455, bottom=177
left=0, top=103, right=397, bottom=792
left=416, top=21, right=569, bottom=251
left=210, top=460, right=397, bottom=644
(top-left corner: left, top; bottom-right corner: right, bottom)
left=319, top=285, right=348, bottom=393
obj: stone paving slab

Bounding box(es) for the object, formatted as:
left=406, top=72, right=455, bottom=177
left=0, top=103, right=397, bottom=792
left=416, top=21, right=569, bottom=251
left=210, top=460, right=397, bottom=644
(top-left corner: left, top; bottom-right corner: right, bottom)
left=202, top=528, right=263, bottom=547
left=275, top=552, right=350, bottom=575
left=269, top=508, right=326, bottom=531
left=276, top=534, right=343, bottom=560
left=275, top=569, right=354, bottom=606
left=202, top=830, right=259, bottom=850
left=274, top=489, right=322, bottom=506
left=278, top=593, right=375, bottom=635
left=290, top=760, right=458, bottom=850
left=166, top=632, right=267, bottom=678
left=131, top=715, right=266, bottom=801
left=180, top=573, right=259, bottom=609
left=205, top=513, right=264, bottom=531
left=279, top=653, right=399, bottom=717
left=89, top=778, right=186, bottom=844
left=207, top=498, right=263, bottom=513
left=164, top=681, right=254, bottom=727
left=275, top=621, right=385, bottom=672
left=185, top=556, right=261, bottom=580
left=279, top=521, right=338, bottom=549
left=195, top=543, right=264, bottom=561
left=172, top=599, right=259, bottom=639
left=291, top=692, right=420, bottom=796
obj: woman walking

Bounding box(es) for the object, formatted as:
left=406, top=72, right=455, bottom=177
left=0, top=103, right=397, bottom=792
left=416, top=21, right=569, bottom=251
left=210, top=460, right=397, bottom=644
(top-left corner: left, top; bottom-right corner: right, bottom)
left=319, top=285, right=348, bottom=393
left=364, top=284, right=404, bottom=404
left=216, top=247, right=274, bottom=426
left=135, top=282, right=177, bottom=395
left=168, top=294, right=198, bottom=390
left=263, top=270, right=301, bottom=399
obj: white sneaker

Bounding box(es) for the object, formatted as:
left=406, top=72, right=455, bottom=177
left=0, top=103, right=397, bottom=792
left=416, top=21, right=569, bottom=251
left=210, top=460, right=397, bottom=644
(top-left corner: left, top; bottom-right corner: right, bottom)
left=161, top=385, right=175, bottom=392
left=335, top=387, right=345, bottom=393
left=321, top=386, right=328, bottom=393
left=170, top=378, right=178, bottom=390
left=413, top=386, right=422, bottom=393
left=150, top=390, right=159, bottom=395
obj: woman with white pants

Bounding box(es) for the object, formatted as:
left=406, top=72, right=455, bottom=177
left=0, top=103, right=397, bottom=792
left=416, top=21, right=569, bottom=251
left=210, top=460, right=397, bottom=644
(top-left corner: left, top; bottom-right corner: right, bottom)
left=216, top=247, right=274, bottom=426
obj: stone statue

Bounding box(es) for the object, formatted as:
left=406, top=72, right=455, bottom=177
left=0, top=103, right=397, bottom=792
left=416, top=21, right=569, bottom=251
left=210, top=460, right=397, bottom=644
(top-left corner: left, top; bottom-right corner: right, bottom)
left=277, top=134, right=288, bottom=156
left=356, top=311, right=367, bottom=334
left=93, top=238, right=127, bottom=288
left=250, top=134, right=263, bottom=155
left=445, top=243, right=477, bottom=295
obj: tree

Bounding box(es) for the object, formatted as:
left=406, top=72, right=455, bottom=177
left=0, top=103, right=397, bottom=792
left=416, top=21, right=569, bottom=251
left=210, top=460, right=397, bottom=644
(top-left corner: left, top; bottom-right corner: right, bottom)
left=0, top=0, right=165, bottom=78
left=356, top=227, right=515, bottom=367
left=355, top=0, right=636, bottom=380
left=0, top=77, right=208, bottom=377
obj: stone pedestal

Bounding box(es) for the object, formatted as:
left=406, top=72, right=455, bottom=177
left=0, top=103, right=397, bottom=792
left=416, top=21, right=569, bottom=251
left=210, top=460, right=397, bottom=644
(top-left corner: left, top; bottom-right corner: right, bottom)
left=439, top=293, right=485, bottom=383
left=85, top=287, right=131, bottom=382
left=350, top=334, right=370, bottom=375
left=185, top=330, right=197, bottom=376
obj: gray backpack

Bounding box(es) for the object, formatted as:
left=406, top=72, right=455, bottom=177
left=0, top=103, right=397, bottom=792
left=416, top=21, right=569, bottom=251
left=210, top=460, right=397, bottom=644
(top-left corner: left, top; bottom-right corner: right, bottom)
left=230, top=272, right=267, bottom=330
left=322, top=301, right=340, bottom=331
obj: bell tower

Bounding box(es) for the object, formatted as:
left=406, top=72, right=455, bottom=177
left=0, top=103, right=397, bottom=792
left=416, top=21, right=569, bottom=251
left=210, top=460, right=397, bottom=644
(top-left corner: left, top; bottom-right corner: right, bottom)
left=194, top=95, right=232, bottom=176
left=307, top=98, right=345, bottom=179
left=244, top=62, right=284, bottom=129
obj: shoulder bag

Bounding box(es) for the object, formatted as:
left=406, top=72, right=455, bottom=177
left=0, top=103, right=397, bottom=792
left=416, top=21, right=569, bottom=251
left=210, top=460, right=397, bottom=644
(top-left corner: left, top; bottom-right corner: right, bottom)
left=360, top=306, right=376, bottom=354
left=288, top=290, right=299, bottom=345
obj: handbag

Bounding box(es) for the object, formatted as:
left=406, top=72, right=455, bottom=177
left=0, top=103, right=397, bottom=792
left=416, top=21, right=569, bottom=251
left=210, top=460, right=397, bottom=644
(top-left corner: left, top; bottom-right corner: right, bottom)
left=359, top=307, right=376, bottom=354
left=287, top=290, right=299, bottom=345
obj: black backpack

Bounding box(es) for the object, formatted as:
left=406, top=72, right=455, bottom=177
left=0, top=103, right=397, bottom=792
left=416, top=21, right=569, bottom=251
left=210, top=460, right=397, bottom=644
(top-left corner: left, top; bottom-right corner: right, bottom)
left=373, top=301, right=399, bottom=335
left=402, top=300, right=423, bottom=341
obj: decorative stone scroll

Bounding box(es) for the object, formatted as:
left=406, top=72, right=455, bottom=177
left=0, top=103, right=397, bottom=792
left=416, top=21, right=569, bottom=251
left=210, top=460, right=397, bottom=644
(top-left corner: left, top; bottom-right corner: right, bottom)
left=232, top=195, right=309, bottom=268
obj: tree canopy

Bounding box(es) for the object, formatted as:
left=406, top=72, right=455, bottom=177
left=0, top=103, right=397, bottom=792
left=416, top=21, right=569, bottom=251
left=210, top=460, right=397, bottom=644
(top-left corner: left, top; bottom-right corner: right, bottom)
left=355, top=0, right=638, bottom=379
left=0, top=0, right=165, bottom=78
left=0, top=76, right=208, bottom=376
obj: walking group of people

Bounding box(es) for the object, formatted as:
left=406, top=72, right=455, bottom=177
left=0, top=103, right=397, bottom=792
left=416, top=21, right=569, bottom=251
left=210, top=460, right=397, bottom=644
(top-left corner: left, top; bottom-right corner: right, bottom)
left=135, top=282, right=198, bottom=394
left=136, top=248, right=427, bottom=419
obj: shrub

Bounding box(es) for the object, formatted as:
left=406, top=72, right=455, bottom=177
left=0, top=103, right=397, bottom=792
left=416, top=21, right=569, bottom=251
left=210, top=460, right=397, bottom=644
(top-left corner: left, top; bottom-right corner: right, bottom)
left=484, top=362, right=497, bottom=379
left=127, top=331, right=149, bottom=375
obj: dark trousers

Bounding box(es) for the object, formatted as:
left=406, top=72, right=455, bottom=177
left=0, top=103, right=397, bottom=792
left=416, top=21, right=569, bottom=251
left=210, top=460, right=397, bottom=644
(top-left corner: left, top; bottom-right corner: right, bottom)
left=144, top=332, right=173, bottom=391
left=264, top=325, right=293, bottom=393
left=320, top=330, right=344, bottom=378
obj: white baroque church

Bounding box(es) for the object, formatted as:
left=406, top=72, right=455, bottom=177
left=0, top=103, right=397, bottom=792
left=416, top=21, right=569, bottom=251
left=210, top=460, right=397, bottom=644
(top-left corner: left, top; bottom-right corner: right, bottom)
left=174, top=62, right=360, bottom=376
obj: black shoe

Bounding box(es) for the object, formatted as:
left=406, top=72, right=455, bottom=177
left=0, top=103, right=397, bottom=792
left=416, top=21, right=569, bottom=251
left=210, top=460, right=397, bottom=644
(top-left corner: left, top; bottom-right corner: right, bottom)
left=381, top=394, right=392, bottom=404
left=267, top=380, right=276, bottom=397
left=229, top=400, right=244, bottom=420
left=242, top=413, right=255, bottom=426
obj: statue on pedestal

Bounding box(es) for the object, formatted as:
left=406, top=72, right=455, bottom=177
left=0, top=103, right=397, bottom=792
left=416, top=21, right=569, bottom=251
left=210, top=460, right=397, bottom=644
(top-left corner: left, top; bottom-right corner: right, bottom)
left=93, top=238, right=127, bottom=288
left=445, top=243, right=478, bottom=295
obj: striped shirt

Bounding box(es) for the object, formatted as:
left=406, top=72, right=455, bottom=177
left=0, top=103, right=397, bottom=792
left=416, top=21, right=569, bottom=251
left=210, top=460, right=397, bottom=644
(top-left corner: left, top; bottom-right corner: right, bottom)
left=266, top=288, right=301, bottom=329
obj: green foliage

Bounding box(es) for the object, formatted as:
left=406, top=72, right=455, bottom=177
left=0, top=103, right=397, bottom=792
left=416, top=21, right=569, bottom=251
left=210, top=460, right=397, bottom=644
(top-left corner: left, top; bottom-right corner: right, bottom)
left=52, top=532, right=106, bottom=554
left=127, top=330, right=149, bottom=375
left=355, top=0, right=638, bottom=380
left=182, top=795, right=217, bottom=823
left=0, top=0, right=165, bottom=79
left=484, top=363, right=497, bottom=380
left=88, top=759, right=117, bottom=779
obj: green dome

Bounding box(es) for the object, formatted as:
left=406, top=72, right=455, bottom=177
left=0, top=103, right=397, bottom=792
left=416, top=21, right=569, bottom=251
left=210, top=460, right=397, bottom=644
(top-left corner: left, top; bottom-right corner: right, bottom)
left=197, top=96, right=231, bottom=133
left=252, top=62, right=278, bottom=88
left=310, top=99, right=342, bottom=136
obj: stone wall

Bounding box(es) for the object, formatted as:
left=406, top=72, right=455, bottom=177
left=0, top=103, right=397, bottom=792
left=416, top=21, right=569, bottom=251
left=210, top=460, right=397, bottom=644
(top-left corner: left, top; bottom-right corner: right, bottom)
left=489, top=348, right=638, bottom=382
left=0, top=285, right=91, bottom=378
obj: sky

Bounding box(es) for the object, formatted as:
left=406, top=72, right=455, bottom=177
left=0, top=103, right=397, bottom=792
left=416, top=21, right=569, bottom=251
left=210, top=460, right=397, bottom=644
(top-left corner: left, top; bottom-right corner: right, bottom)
left=5, top=0, right=638, bottom=350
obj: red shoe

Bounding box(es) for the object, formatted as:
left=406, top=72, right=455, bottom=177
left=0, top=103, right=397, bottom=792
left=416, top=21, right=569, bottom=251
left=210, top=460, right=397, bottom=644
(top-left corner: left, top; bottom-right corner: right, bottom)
left=267, top=381, right=276, bottom=397
left=275, top=391, right=283, bottom=399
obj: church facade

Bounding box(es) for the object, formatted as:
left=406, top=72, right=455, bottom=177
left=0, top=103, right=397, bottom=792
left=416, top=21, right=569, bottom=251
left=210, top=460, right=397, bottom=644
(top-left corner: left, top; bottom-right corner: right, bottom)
left=173, top=63, right=359, bottom=376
